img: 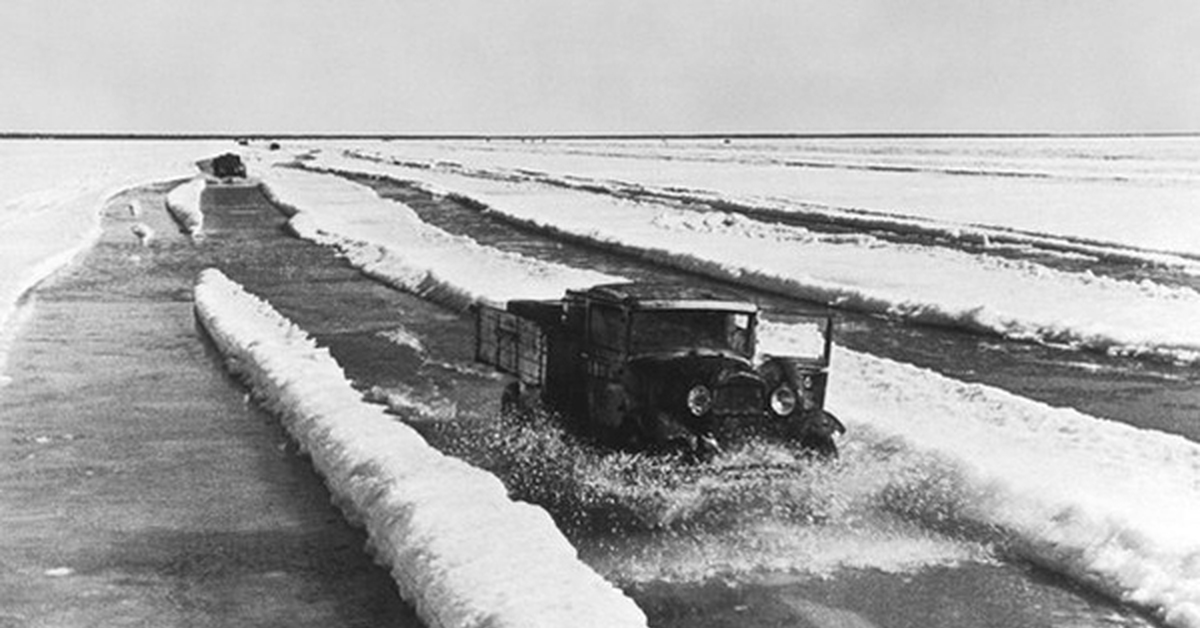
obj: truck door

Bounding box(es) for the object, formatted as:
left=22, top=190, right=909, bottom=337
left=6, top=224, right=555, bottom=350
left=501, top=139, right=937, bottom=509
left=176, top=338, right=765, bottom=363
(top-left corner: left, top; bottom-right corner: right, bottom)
left=584, top=302, right=628, bottom=428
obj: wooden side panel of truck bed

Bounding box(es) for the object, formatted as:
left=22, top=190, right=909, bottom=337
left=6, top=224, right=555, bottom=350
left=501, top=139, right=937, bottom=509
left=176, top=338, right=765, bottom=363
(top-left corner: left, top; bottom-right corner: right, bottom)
left=475, top=304, right=547, bottom=386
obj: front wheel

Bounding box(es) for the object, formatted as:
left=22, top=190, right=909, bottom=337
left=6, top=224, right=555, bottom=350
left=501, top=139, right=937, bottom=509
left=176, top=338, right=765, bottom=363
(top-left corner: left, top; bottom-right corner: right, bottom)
left=798, top=409, right=844, bottom=460
left=800, top=432, right=839, bottom=459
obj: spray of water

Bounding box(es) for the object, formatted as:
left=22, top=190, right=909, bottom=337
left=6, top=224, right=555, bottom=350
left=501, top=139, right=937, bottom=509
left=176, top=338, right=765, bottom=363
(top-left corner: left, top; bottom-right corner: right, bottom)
left=382, top=394, right=998, bottom=583
left=435, top=408, right=983, bottom=536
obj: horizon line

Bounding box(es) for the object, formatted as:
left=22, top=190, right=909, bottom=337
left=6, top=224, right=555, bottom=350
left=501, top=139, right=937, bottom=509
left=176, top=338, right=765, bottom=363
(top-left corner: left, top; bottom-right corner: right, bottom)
left=2, top=131, right=1198, bottom=141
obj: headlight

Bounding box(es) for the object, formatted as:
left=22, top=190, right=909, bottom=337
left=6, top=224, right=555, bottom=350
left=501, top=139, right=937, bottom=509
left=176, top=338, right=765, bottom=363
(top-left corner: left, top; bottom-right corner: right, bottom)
left=769, top=385, right=797, bottom=417
left=687, top=385, right=713, bottom=416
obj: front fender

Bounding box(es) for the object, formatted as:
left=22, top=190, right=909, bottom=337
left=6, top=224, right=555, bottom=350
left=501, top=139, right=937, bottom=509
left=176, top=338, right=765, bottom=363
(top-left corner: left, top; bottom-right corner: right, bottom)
left=798, top=408, right=845, bottom=438
left=793, top=408, right=843, bottom=458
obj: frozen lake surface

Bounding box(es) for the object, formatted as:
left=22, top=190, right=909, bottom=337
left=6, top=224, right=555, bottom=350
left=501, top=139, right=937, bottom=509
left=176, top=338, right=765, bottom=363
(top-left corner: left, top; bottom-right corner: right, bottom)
left=2, top=136, right=1198, bottom=627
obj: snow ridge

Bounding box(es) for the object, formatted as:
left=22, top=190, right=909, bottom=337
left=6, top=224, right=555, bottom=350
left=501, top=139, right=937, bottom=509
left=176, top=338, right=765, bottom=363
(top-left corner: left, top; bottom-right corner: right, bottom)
left=817, top=343, right=1200, bottom=628
left=193, top=268, right=646, bottom=628
left=313, top=151, right=1200, bottom=364
left=254, top=164, right=617, bottom=310
left=165, top=177, right=205, bottom=237
left=342, top=139, right=1200, bottom=263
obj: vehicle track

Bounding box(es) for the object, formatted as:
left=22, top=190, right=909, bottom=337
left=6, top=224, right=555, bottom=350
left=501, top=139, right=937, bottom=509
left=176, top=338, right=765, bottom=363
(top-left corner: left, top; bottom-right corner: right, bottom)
left=0, top=181, right=422, bottom=628
left=339, top=170, right=1200, bottom=443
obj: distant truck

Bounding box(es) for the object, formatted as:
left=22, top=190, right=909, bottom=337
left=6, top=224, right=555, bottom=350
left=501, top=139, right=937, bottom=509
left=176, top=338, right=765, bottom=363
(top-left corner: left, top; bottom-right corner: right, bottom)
left=475, top=282, right=844, bottom=457
left=211, top=153, right=247, bottom=180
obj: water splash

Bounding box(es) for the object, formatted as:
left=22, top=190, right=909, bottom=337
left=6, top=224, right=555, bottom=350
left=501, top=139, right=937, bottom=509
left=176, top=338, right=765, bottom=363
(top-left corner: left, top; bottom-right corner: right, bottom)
left=413, top=406, right=997, bottom=584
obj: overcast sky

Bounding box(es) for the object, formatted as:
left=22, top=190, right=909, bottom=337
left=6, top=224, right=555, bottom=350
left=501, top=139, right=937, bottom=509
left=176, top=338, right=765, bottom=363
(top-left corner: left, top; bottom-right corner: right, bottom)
left=1, top=0, right=1197, bottom=134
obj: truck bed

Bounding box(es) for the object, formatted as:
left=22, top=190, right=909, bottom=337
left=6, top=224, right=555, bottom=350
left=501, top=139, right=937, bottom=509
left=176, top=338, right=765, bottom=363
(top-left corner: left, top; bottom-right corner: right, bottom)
left=475, top=304, right=547, bottom=386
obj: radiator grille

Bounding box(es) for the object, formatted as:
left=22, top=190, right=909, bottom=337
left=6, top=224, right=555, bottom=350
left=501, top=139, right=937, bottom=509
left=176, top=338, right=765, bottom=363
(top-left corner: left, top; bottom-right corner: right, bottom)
left=713, top=384, right=763, bottom=414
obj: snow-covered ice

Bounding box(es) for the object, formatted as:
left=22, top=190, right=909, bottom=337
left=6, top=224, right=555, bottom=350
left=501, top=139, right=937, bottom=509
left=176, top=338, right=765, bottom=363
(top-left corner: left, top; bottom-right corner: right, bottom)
left=0, top=140, right=223, bottom=377
left=193, top=268, right=647, bottom=628
left=3, top=139, right=1197, bottom=626
left=339, top=137, right=1200, bottom=260
left=250, top=158, right=1200, bottom=627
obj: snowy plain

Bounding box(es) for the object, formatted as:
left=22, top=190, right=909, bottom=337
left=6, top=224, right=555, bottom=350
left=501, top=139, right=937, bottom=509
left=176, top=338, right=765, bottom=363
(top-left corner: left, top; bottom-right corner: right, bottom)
left=339, top=137, right=1200, bottom=260
left=249, top=152, right=1200, bottom=628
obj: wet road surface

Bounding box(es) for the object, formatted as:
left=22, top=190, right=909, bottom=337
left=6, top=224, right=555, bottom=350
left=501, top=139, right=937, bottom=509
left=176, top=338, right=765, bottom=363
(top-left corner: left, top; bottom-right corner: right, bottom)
left=0, top=181, right=420, bottom=627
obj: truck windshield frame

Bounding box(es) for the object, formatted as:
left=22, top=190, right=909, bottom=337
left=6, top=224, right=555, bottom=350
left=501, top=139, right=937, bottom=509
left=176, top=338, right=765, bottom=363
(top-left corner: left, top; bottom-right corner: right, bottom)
left=628, top=309, right=755, bottom=358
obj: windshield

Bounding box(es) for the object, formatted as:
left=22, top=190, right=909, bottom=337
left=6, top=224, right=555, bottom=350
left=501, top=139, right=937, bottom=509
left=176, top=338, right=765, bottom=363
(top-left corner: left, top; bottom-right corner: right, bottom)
left=630, top=310, right=754, bottom=357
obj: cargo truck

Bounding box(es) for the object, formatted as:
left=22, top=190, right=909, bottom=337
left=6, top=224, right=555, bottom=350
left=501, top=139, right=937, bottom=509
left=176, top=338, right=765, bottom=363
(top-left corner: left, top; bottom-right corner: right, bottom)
left=476, top=282, right=844, bottom=458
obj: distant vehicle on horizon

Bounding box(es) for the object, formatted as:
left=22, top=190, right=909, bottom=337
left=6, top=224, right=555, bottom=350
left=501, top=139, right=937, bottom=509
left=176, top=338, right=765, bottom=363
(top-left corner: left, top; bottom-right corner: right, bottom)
left=476, top=282, right=844, bottom=458
left=210, top=152, right=247, bottom=181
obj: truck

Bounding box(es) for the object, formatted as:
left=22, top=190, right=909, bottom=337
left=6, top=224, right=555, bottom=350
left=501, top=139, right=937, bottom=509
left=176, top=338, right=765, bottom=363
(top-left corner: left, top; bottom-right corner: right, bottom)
left=475, top=282, right=844, bottom=458
left=211, top=153, right=247, bottom=181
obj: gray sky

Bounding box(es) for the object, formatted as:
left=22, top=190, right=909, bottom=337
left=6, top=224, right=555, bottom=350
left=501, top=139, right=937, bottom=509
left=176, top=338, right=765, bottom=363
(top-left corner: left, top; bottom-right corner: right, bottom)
left=2, top=0, right=1197, bottom=134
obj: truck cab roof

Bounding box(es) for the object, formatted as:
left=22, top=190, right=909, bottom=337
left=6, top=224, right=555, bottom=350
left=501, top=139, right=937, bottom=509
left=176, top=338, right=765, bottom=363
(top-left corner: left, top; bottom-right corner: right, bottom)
left=572, top=282, right=759, bottom=313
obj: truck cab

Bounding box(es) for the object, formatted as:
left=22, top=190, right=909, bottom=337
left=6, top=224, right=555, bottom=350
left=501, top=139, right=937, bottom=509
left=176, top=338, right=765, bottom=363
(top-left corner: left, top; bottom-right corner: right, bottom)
left=476, top=282, right=843, bottom=457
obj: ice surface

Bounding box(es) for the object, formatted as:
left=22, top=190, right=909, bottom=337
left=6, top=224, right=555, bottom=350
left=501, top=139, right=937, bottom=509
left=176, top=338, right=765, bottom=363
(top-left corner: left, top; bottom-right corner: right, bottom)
left=193, top=268, right=647, bottom=628
left=250, top=152, right=1200, bottom=626
left=7, top=141, right=1192, bottom=625
left=0, top=140, right=224, bottom=375
left=306, top=150, right=1200, bottom=364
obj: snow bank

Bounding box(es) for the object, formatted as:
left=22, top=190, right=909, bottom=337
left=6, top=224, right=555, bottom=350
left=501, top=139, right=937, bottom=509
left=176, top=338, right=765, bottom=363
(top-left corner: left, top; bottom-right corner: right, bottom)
left=796, top=340, right=1200, bottom=628
left=251, top=163, right=617, bottom=310
left=310, top=151, right=1200, bottom=364
left=165, top=177, right=205, bottom=237
left=193, top=268, right=646, bottom=628
left=0, top=186, right=108, bottom=337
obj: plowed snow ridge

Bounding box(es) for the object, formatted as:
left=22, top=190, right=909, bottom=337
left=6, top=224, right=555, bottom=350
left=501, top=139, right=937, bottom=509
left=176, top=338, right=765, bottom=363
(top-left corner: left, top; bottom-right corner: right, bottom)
left=165, top=177, right=205, bottom=236
left=252, top=160, right=1200, bottom=628
left=311, top=149, right=1200, bottom=364
left=193, top=268, right=647, bottom=628
left=259, top=162, right=617, bottom=311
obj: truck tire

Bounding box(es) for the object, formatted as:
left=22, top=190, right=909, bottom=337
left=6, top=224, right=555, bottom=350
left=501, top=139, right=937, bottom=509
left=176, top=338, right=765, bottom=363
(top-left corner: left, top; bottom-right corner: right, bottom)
left=500, top=382, right=522, bottom=417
